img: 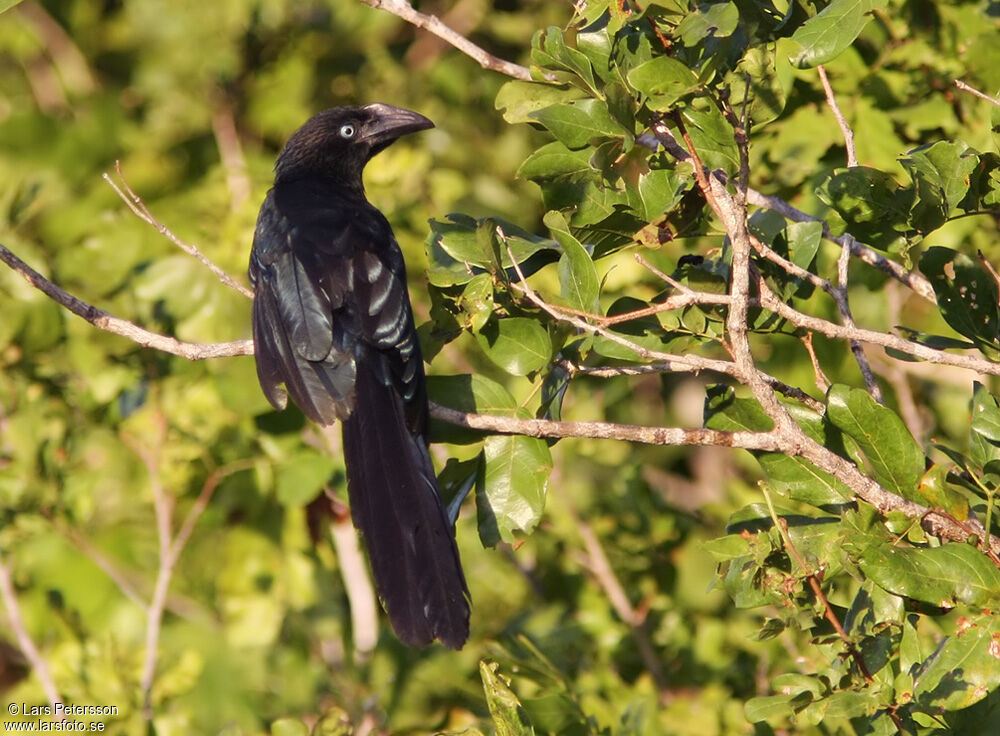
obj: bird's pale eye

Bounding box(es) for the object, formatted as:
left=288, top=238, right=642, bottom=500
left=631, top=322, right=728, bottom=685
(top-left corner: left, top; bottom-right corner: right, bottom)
left=339, top=124, right=356, bottom=139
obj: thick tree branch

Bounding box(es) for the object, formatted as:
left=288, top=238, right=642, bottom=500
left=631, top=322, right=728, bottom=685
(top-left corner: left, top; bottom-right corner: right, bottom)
left=0, top=241, right=253, bottom=360
left=430, top=401, right=783, bottom=450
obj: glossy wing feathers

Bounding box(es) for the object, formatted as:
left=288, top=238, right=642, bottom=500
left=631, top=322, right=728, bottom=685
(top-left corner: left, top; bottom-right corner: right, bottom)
left=250, top=193, right=357, bottom=425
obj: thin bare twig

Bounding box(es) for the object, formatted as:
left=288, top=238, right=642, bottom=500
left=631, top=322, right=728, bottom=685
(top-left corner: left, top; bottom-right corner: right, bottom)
left=4, top=222, right=1000, bottom=554
left=573, top=513, right=667, bottom=693
left=673, top=99, right=1000, bottom=559
left=210, top=101, right=251, bottom=211
left=127, top=413, right=252, bottom=719
left=430, top=401, right=782, bottom=450
left=835, top=240, right=883, bottom=402
left=634, top=253, right=692, bottom=293
left=0, top=551, right=63, bottom=718
left=103, top=164, right=254, bottom=299
left=356, top=0, right=536, bottom=81
left=954, top=79, right=1000, bottom=108
left=126, top=416, right=169, bottom=718
left=817, top=66, right=858, bottom=167
left=745, top=189, right=936, bottom=303
left=799, top=332, right=830, bottom=393
left=756, top=280, right=1000, bottom=377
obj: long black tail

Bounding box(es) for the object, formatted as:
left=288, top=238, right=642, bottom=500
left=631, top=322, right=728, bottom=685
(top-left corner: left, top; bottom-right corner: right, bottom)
left=341, top=356, right=470, bottom=649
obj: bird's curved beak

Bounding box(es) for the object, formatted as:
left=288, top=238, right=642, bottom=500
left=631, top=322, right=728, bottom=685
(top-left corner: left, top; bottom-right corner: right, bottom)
left=361, top=103, right=434, bottom=149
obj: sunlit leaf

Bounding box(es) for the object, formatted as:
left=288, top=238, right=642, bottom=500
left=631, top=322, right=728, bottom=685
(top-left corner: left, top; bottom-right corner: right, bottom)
left=790, top=0, right=888, bottom=68
left=826, top=385, right=926, bottom=501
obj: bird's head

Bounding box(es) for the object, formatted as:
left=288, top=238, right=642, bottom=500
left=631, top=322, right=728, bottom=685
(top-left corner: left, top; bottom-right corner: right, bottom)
left=274, top=103, right=434, bottom=186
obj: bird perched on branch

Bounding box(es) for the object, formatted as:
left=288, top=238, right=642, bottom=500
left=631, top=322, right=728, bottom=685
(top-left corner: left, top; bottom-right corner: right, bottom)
left=248, top=103, right=469, bottom=649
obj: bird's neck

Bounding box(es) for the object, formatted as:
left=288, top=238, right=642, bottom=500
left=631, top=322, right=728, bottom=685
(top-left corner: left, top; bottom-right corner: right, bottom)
left=273, top=172, right=368, bottom=205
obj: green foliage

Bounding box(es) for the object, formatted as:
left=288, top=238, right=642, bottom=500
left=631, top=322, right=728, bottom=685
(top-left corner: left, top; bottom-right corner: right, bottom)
left=3, top=0, right=1000, bottom=734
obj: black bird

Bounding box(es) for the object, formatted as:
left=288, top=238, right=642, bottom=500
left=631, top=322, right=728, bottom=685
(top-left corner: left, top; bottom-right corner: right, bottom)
left=248, top=103, right=469, bottom=649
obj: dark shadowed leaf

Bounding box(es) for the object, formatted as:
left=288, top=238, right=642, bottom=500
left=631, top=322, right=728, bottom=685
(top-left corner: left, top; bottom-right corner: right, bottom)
left=920, top=247, right=1000, bottom=350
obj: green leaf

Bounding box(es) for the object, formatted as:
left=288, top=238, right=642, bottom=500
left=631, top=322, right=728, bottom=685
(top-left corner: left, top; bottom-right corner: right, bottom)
left=705, top=387, right=850, bottom=506
left=919, top=247, right=1000, bottom=349
left=915, top=464, right=969, bottom=521
left=427, top=215, right=561, bottom=286
left=270, top=718, right=310, bottom=736
left=544, top=210, right=600, bottom=313
left=495, top=81, right=586, bottom=124
left=532, top=26, right=599, bottom=94
left=821, top=690, right=875, bottom=719
left=815, top=167, right=912, bottom=252
left=971, top=383, right=1000, bottom=468
left=913, top=613, right=1000, bottom=711
left=725, top=45, right=787, bottom=128
left=790, top=0, right=887, bottom=68
left=860, top=542, right=1000, bottom=607
left=703, top=534, right=752, bottom=561
left=637, top=168, right=688, bottom=221
left=459, top=273, right=495, bottom=332
left=517, top=142, right=597, bottom=182
left=745, top=693, right=811, bottom=723
left=478, top=434, right=552, bottom=546
left=675, top=2, right=739, bottom=46
left=312, top=708, right=353, bottom=736
left=475, top=317, right=552, bottom=376
left=431, top=377, right=552, bottom=545
left=681, top=104, right=740, bottom=175
left=532, top=98, right=622, bottom=149
left=427, top=374, right=521, bottom=445
left=626, top=56, right=701, bottom=110
left=900, top=141, right=980, bottom=231
left=826, top=384, right=925, bottom=501
left=480, top=660, right=536, bottom=736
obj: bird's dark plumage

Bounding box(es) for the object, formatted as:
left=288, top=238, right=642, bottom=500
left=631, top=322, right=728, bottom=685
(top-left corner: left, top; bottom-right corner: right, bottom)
left=249, top=103, right=469, bottom=649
